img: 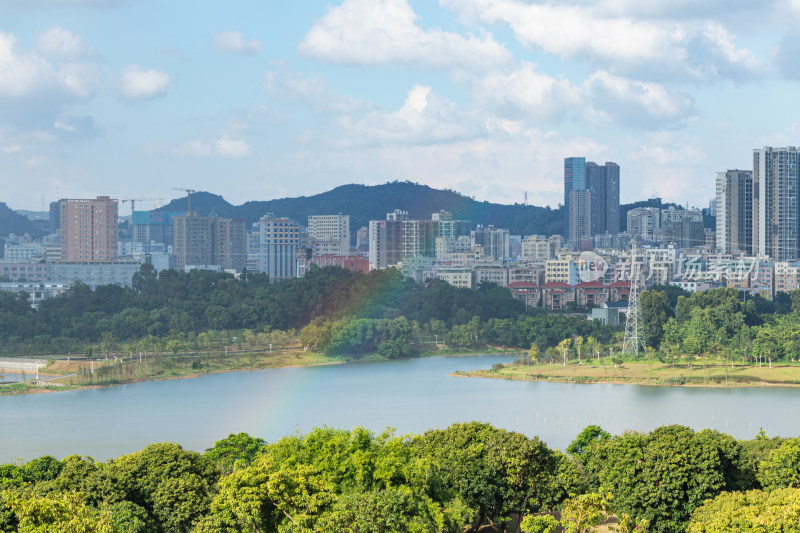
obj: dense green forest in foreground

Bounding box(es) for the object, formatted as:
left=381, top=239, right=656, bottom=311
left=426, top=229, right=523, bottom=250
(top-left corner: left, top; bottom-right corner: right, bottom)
left=2, top=423, right=799, bottom=532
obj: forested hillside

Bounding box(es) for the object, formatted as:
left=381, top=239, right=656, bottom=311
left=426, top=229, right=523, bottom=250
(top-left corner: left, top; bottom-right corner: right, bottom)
left=159, top=182, right=566, bottom=235
left=1, top=422, right=796, bottom=532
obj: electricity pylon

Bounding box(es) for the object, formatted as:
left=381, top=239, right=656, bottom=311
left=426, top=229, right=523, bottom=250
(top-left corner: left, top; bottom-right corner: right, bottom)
left=622, top=245, right=642, bottom=356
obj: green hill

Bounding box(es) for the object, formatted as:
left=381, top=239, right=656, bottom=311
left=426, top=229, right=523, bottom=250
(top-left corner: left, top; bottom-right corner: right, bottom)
left=0, top=202, right=47, bottom=238
left=158, top=181, right=711, bottom=235
left=160, top=181, right=565, bottom=235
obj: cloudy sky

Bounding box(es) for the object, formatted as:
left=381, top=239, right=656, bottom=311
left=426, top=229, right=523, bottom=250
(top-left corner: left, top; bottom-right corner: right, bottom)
left=1, top=0, right=799, bottom=213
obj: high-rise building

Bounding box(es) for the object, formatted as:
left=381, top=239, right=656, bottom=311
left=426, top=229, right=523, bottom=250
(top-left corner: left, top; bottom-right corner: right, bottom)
left=754, top=147, right=800, bottom=261
left=172, top=212, right=246, bottom=271
left=307, top=214, right=350, bottom=256
left=172, top=213, right=212, bottom=269
left=355, top=226, right=368, bottom=252
left=565, top=158, right=620, bottom=241
left=567, top=190, right=591, bottom=247
left=258, top=213, right=300, bottom=282
left=212, top=216, right=247, bottom=271
left=471, top=225, right=510, bottom=260
left=661, top=207, right=704, bottom=248
left=627, top=207, right=661, bottom=240
left=60, top=196, right=119, bottom=261
left=368, top=214, right=403, bottom=270
left=132, top=211, right=183, bottom=247
left=49, top=201, right=61, bottom=234
left=564, top=157, right=586, bottom=233
left=716, top=169, right=753, bottom=255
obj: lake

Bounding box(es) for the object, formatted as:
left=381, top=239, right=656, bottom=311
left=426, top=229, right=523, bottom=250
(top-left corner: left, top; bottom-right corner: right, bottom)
left=2, top=354, right=800, bottom=463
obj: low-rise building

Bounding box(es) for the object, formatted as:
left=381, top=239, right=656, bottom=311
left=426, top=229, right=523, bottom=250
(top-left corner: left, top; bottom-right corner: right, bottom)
left=47, top=261, right=143, bottom=289
left=0, top=262, right=47, bottom=282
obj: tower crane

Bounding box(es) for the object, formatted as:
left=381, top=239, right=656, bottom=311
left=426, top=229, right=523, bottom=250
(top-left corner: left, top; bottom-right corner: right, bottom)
left=120, top=198, right=161, bottom=216
left=173, top=188, right=196, bottom=212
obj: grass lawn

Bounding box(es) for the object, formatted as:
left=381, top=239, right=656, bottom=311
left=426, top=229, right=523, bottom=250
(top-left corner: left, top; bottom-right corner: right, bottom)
left=460, top=358, right=800, bottom=387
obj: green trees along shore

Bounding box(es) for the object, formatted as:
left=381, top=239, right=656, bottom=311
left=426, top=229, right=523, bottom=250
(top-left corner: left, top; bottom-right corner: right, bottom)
left=2, top=423, right=799, bottom=532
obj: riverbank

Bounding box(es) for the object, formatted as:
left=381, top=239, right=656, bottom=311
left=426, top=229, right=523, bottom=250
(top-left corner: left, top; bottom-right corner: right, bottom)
left=0, top=345, right=515, bottom=395
left=458, top=360, right=800, bottom=387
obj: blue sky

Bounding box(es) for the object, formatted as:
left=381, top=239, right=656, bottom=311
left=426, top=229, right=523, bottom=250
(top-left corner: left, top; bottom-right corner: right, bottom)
left=2, top=0, right=800, bottom=214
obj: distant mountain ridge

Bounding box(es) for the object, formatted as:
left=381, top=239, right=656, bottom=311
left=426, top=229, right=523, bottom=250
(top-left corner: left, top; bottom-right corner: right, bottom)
left=0, top=203, right=47, bottom=238
left=158, top=181, right=695, bottom=235
left=158, top=182, right=566, bottom=235
left=0, top=182, right=708, bottom=240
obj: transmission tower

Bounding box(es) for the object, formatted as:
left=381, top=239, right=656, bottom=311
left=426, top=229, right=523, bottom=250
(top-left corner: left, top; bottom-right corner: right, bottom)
left=622, top=245, right=642, bottom=356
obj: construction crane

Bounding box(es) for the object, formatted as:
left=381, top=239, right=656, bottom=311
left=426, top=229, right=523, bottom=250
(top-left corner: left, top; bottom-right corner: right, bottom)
left=173, top=188, right=196, bottom=213
left=120, top=198, right=161, bottom=216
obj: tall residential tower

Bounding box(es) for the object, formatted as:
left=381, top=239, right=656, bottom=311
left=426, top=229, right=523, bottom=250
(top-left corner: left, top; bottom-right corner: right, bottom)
left=715, top=169, right=753, bottom=255
left=754, top=147, right=800, bottom=261
left=60, top=196, right=119, bottom=261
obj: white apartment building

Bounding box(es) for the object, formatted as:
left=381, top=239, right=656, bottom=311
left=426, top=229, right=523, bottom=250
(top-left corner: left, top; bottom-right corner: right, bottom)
left=307, top=214, right=350, bottom=256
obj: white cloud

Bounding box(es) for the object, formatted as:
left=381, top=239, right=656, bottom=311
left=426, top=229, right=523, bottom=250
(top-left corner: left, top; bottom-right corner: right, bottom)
left=0, top=30, right=97, bottom=100
left=443, top=0, right=761, bottom=81
left=334, top=84, right=482, bottom=147
left=214, top=31, right=262, bottom=55
left=584, top=71, right=696, bottom=127
left=0, top=29, right=101, bottom=131
left=36, top=27, right=93, bottom=60
left=468, top=63, right=695, bottom=127
left=119, top=65, right=172, bottom=101
left=473, top=61, right=583, bottom=120
left=299, top=0, right=510, bottom=71
left=173, top=136, right=252, bottom=158
left=264, top=67, right=368, bottom=114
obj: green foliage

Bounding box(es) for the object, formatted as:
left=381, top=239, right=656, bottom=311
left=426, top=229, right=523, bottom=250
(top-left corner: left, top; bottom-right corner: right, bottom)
left=687, top=488, right=800, bottom=532
left=758, top=437, right=800, bottom=489
left=413, top=421, right=559, bottom=527
left=20, top=456, right=63, bottom=483
left=1, top=490, right=115, bottom=532
left=204, top=433, right=267, bottom=475
left=559, top=491, right=612, bottom=533
left=520, top=514, right=559, bottom=533
left=639, top=290, right=673, bottom=348
left=0, top=423, right=787, bottom=532
left=87, top=442, right=219, bottom=532
left=566, top=425, right=611, bottom=458
left=586, top=425, right=748, bottom=533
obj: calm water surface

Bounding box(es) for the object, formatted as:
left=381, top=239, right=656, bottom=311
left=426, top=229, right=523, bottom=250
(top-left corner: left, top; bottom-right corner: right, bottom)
left=2, top=354, right=800, bottom=462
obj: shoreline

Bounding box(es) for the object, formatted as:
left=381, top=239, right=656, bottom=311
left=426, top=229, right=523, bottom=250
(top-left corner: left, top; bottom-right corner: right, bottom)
left=0, top=350, right=515, bottom=396
left=458, top=361, right=800, bottom=388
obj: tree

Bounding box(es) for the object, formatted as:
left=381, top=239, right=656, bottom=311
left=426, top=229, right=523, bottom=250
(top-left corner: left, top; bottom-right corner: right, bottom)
left=2, top=490, right=114, bottom=533
left=85, top=442, right=219, bottom=532
left=566, top=425, right=611, bottom=459
left=559, top=492, right=613, bottom=533
left=557, top=339, right=571, bottom=366
left=639, top=290, right=673, bottom=348
left=204, top=433, right=267, bottom=475
left=758, top=437, right=800, bottom=489
left=527, top=344, right=540, bottom=365
left=585, top=425, right=748, bottom=532
left=687, top=488, right=800, bottom=533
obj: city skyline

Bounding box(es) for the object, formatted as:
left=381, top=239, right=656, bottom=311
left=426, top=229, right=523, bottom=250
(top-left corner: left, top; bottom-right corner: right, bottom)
left=3, top=1, right=800, bottom=211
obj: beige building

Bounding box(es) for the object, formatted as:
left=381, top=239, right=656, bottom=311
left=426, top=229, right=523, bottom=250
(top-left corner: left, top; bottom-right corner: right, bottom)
left=775, top=262, right=800, bottom=293
left=521, top=235, right=554, bottom=261
left=60, top=196, right=119, bottom=261
left=307, top=214, right=350, bottom=256
left=545, top=258, right=582, bottom=285
left=173, top=212, right=246, bottom=271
